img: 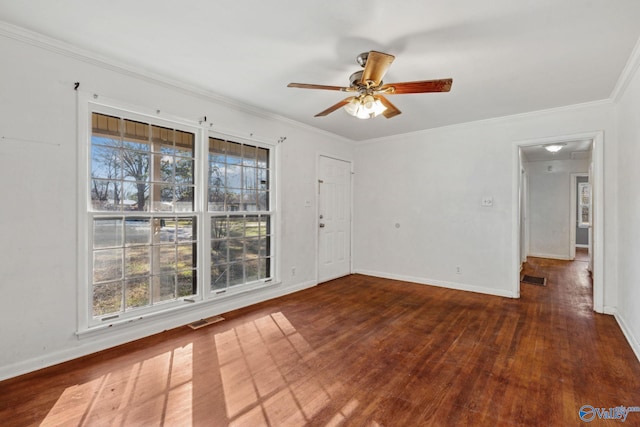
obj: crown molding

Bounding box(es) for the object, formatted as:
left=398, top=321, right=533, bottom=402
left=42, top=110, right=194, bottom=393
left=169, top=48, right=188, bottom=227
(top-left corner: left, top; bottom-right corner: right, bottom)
left=357, top=98, right=613, bottom=145
left=0, top=20, right=351, bottom=144
left=610, top=35, right=640, bottom=102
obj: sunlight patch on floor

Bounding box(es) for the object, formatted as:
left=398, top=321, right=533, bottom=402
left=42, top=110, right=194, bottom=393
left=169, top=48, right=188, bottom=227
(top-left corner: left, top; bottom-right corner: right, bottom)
left=217, top=311, right=355, bottom=426
left=41, top=343, right=193, bottom=426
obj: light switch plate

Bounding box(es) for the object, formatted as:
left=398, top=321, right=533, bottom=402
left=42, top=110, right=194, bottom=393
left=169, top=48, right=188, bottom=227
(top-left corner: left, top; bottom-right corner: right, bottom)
left=481, top=196, right=493, bottom=207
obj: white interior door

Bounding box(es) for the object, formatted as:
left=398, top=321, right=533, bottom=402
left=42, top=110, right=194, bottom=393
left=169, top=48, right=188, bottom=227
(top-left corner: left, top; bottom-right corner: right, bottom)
left=318, top=156, right=351, bottom=282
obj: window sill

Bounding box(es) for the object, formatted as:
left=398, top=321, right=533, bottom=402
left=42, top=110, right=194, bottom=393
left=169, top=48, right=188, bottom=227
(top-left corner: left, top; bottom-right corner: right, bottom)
left=76, top=280, right=281, bottom=340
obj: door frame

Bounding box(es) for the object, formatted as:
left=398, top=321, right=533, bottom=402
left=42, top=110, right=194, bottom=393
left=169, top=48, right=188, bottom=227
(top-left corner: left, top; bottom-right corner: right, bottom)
left=512, top=131, right=604, bottom=312
left=570, top=173, right=590, bottom=259
left=316, top=153, right=354, bottom=284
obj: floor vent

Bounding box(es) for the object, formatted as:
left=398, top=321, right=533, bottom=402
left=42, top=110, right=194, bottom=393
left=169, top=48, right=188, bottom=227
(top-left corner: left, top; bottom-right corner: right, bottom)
left=521, top=275, right=546, bottom=286
left=188, top=316, right=225, bottom=330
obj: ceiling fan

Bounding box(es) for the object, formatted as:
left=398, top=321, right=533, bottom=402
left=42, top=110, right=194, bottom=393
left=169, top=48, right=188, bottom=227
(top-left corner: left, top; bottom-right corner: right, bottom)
left=287, top=50, right=452, bottom=119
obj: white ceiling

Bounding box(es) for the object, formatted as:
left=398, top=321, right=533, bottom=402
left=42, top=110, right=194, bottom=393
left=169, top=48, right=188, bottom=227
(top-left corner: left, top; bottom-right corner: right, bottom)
left=1, top=0, right=639, bottom=141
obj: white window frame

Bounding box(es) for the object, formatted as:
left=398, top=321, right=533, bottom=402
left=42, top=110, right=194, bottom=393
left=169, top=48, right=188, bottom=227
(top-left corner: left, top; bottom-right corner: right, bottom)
left=205, top=131, right=276, bottom=298
left=76, top=94, right=278, bottom=334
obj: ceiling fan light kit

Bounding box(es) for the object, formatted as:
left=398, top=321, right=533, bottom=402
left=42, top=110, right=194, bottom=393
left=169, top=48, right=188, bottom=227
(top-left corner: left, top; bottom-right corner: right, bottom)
left=287, top=50, right=453, bottom=120
left=344, top=94, right=387, bottom=119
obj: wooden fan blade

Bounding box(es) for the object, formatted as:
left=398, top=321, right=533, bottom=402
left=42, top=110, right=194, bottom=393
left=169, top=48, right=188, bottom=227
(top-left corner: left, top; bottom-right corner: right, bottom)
left=377, top=95, right=402, bottom=119
left=288, top=83, right=350, bottom=91
left=380, top=78, right=453, bottom=94
left=315, top=97, right=355, bottom=117
left=361, top=51, right=395, bottom=87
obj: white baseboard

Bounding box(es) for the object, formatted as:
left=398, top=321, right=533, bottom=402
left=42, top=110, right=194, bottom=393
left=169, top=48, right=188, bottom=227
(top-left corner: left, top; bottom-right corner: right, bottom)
left=0, top=279, right=317, bottom=382
left=354, top=269, right=515, bottom=298
left=528, top=252, right=572, bottom=260
left=614, top=310, right=640, bottom=364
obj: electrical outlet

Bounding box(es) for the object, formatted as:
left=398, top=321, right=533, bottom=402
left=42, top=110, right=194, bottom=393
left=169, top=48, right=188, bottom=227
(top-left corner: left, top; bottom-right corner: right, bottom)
left=456, top=266, right=462, bottom=274
left=291, top=267, right=296, bottom=276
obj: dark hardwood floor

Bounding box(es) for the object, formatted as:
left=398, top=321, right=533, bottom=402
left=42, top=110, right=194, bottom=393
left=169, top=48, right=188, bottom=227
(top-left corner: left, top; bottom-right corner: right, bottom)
left=2, top=252, right=640, bottom=426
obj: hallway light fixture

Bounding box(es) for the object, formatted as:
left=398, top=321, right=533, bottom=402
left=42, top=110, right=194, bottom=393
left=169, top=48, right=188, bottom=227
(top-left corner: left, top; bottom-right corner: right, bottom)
left=544, top=143, right=566, bottom=153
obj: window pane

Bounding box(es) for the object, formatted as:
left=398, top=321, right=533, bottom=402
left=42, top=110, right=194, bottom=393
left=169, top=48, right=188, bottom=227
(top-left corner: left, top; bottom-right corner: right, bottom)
left=245, top=216, right=260, bottom=237
left=228, top=239, right=244, bottom=262
left=157, top=245, right=176, bottom=272
left=209, top=138, right=226, bottom=163
left=257, top=168, right=268, bottom=189
left=246, top=259, right=259, bottom=283
left=177, top=243, right=195, bottom=270
left=158, top=219, right=176, bottom=243
left=245, top=237, right=259, bottom=259
left=156, top=153, right=174, bottom=182
left=175, top=131, right=194, bottom=157
left=211, top=240, right=228, bottom=265
left=125, top=246, right=150, bottom=276
left=91, top=145, right=121, bottom=179
left=156, top=275, right=176, bottom=301
left=211, top=264, right=227, bottom=290
left=94, top=218, right=123, bottom=248
left=174, top=157, right=194, bottom=184
left=257, top=147, right=268, bottom=168
left=210, top=163, right=224, bottom=185
left=229, top=263, right=244, bottom=286
left=125, top=218, right=150, bottom=245
left=243, top=190, right=258, bottom=211
left=156, top=184, right=175, bottom=212
left=122, top=181, right=149, bottom=211
left=243, top=167, right=257, bottom=189
left=123, top=119, right=150, bottom=151
left=93, top=281, right=123, bottom=316
left=226, top=142, right=242, bottom=164
left=211, top=217, right=228, bottom=239
left=175, top=186, right=194, bottom=212
left=258, top=236, right=269, bottom=257
left=126, top=277, right=150, bottom=309
left=94, top=249, right=123, bottom=282
left=208, top=193, right=225, bottom=211
left=242, top=145, right=256, bottom=166
left=226, top=164, right=241, bottom=188
left=258, top=191, right=269, bottom=211
left=259, top=258, right=271, bottom=279
left=177, top=217, right=196, bottom=242
left=226, top=189, right=241, bottom=211
left=228, top=218, right=245, bottom=238
left=91, top=180, right=123, bottom=211
left=177, top=271, right=195, bottom=297
left=152, top=125, right=175, bottom=153
left=92, top=113, right=122, bottom=143
left=122, top=151, right=150, bottom=181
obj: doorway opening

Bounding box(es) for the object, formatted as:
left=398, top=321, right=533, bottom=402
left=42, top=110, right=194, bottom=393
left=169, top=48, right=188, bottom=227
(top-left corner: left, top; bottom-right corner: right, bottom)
left=513, top=131, right=604, bottom=312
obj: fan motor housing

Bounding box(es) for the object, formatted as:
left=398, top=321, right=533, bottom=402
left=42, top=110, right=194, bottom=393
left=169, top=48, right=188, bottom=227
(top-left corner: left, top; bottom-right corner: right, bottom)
left=349, top=70, right=381, bottom=90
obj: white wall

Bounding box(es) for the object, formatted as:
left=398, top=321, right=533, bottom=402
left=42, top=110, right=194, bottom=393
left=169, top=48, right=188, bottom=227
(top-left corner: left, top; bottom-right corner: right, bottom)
left=614, top=52, right=640, bottom=361
left=526, top=159, right=589, bottom=259
left=353, top=103, right=617, bottom=301
left=0, top=31, right=353, bottom=380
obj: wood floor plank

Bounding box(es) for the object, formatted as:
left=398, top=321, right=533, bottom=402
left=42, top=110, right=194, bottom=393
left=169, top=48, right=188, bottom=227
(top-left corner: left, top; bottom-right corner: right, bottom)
left=2, top=252, right=640, bottom=426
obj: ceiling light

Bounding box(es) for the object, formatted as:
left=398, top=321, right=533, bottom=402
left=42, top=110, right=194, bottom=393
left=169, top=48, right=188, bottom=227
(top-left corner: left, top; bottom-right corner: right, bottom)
left=544, top=143, right=566, bottom=153
left=344, top=94, right=387, bottom=119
